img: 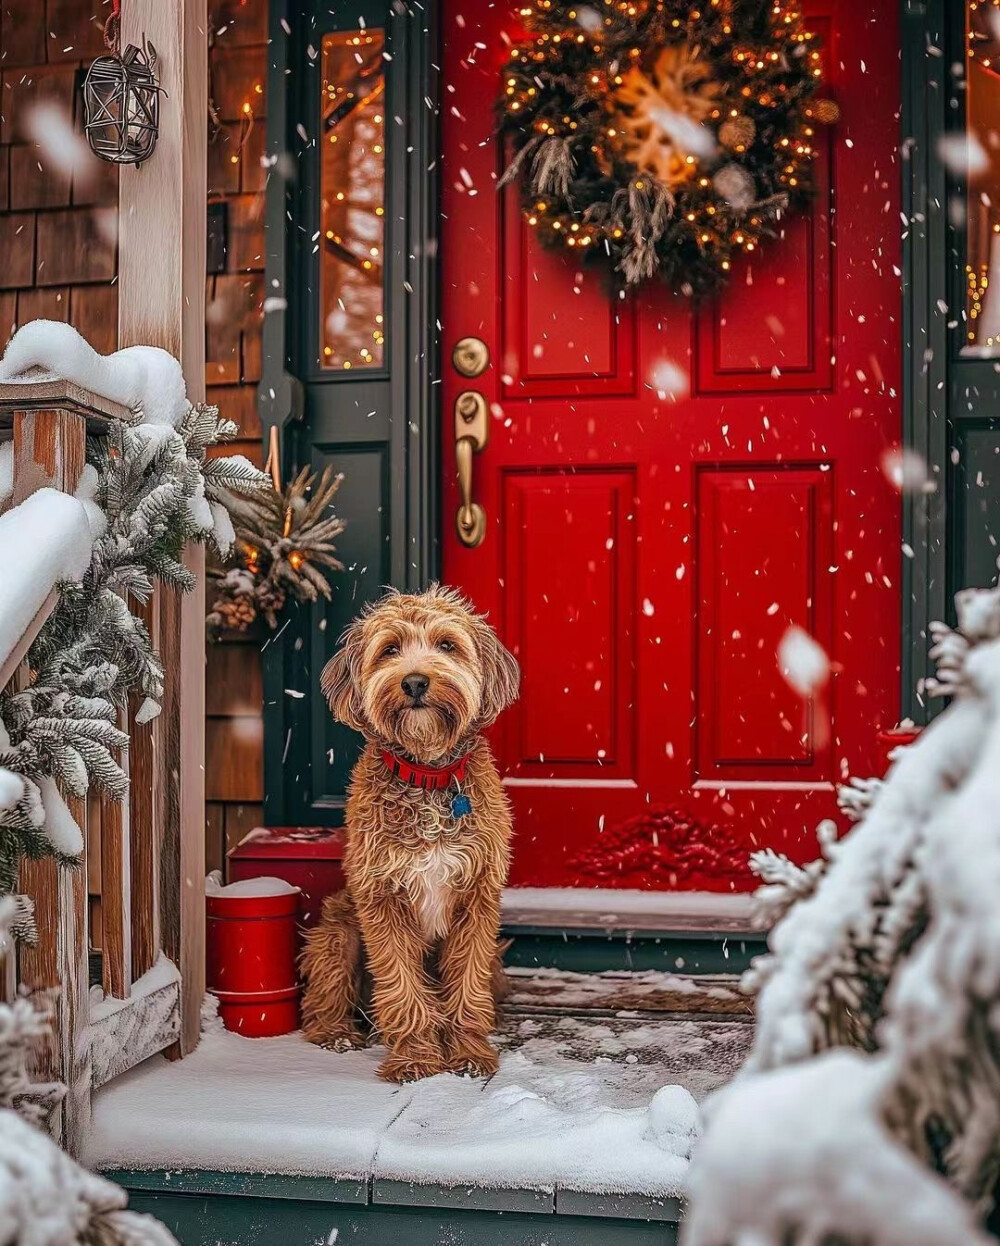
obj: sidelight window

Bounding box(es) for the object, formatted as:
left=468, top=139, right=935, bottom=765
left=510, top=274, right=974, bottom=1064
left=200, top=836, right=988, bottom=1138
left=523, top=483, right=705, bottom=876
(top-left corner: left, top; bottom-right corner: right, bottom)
left=319, top=28, right=386, bottom=371
left=964, top=1, right=1000, bottom=354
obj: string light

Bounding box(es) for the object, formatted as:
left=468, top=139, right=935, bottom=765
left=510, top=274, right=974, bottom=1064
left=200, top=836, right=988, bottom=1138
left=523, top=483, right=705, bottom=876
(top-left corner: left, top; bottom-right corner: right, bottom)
left=320, top=31, right=386, bottom=370
left=968, top=0, right=1000, bottom=73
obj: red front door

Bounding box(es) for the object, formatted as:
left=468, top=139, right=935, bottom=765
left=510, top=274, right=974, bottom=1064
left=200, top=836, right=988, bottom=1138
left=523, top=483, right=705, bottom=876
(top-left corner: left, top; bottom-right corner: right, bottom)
left=440, top=1, right=901, bottom=890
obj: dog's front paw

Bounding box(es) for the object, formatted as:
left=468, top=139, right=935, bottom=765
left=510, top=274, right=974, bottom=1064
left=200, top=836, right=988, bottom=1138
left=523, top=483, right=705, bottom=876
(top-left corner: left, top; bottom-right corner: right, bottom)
left=445, top=1033, right=500, bottom=1079
left=303, top=1024, right=367, bottom=1053
left=378, top=1049, right=451, bottom=1083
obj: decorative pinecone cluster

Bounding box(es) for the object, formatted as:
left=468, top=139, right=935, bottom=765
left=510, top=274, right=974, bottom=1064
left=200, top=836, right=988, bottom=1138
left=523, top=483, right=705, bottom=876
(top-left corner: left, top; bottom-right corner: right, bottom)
left=207, top=466, right=345, bottom=637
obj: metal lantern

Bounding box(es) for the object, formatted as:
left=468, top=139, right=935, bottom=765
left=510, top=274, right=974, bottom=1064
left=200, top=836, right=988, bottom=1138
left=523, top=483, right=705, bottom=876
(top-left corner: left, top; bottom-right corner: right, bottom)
left=83, top=40, right=162, bottom=166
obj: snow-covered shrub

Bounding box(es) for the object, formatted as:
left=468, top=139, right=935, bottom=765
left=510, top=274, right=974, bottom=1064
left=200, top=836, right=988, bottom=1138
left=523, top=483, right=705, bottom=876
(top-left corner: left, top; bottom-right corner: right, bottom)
left=0, top=897, right=177, bottom=1246
left=683, top=585, right=1000, bottom=1245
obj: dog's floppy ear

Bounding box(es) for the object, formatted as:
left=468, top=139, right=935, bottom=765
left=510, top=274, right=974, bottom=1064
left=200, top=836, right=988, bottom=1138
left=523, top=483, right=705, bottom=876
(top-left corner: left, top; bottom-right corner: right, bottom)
left=320, top=623, right=366, bottom=733
left=473, top=619, right=520, bottom=728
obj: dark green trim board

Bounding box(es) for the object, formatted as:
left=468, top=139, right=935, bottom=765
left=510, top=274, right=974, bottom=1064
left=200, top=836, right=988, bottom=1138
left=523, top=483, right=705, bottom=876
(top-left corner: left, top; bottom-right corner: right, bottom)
left=501, top=925, right=764, bottom=976
left=260, top=3, right=441, bottom=827
left=900, top=0, right=949, bottom=723
left=109, top=1171, right=679, bottom=1246
left=900, top=0, right=1000, bottom=720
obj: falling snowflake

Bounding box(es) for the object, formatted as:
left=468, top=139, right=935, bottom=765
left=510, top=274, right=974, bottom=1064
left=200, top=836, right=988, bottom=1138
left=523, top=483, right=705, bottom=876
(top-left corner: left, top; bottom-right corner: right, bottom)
left=777, top=626, right=830, bottom=696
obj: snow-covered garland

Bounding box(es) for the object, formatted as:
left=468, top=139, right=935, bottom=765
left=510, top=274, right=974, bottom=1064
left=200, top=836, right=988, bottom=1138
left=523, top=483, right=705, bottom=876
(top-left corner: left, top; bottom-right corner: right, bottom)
left=683, top=584, right=1000, bottom=1246
left=0, top=322, right=268, bottom=901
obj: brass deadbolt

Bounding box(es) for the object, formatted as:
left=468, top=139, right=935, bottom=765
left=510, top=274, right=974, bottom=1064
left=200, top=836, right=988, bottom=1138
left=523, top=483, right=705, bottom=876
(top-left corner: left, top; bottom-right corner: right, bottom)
left=452, top=336, right=490, bottom=379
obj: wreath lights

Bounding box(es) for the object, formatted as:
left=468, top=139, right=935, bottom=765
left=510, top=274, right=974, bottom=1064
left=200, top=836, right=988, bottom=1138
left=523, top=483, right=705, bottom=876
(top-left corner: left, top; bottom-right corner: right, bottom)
left=499, top=0, right=837, bottom=295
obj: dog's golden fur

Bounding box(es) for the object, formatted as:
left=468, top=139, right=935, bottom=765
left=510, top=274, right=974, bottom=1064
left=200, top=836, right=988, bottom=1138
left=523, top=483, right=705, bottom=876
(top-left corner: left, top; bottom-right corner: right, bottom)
left=301, top=585, right=519, bottom=1083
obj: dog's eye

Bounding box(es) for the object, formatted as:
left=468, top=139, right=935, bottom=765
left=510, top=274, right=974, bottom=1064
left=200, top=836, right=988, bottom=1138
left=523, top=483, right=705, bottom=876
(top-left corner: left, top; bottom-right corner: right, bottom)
left=380, top=643, right=399, bottom=659
left=436, top=639, right=456, bottom=653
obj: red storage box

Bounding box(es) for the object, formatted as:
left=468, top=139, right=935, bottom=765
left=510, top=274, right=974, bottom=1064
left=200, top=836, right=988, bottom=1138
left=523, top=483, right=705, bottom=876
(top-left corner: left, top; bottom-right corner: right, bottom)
left=227, top=826, right=347, bottom=926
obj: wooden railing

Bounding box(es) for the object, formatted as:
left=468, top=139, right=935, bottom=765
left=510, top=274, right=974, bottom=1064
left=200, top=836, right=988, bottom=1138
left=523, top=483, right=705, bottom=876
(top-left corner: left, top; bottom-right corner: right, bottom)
left=0, top=380, right=194, bottom=1158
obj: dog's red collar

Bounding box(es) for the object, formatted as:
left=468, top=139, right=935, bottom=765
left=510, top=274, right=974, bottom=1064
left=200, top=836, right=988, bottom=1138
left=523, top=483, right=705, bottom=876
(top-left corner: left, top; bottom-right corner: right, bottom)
left=379, top=749, right=470, bottom=791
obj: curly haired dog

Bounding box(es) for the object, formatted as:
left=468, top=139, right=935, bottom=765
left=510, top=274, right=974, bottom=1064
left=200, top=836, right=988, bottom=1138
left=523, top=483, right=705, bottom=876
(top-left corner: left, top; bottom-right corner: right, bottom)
left=301, top=585, right=520, bottom=1084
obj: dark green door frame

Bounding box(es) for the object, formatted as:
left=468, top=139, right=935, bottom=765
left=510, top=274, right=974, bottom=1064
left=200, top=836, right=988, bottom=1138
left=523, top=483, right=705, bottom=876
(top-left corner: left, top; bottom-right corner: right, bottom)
left=258, top=0, right=440, bottom=826
left=900, top=0, right=949, bottom=723
left=901, top=0, right=1000, bottom=724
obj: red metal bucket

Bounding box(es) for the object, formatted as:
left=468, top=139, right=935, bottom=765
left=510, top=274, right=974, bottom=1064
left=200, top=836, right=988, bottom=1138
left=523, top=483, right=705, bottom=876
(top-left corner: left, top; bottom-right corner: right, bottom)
left=206, top=885, right=301, bottom=1038
left=876, top=727, right=922, bottom=774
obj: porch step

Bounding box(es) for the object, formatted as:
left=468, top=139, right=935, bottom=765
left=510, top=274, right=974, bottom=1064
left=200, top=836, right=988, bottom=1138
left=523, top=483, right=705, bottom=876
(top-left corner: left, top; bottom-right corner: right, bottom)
left=503, top=966, right=752, bottom=1022
left=95, top=966, right=754, bottom=1246
left=501, top=888, right=766, bottom=975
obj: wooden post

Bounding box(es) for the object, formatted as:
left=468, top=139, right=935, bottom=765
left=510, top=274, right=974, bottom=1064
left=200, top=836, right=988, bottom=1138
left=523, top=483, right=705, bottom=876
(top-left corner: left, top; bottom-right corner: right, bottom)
left=119, top=0, right=207, bottom=1055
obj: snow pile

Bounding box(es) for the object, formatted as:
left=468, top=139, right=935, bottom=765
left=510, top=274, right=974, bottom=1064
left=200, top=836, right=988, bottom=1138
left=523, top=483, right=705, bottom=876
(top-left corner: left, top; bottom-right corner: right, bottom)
left=0, top=768, right=22, bottom=811
left=375, top=1049, right=698, bottom=1193
left=205, top=871, right=299, bottom=899
left=683, top=585, right=1000, bottom=1245
left=684, top=1053, right=990, bottom=1246
left=36, top=777, right=83, bottom=857
left=91, top=953, right=180, bottom=1021
left=0, top=488, right=94, bottom=676
left=0, top=319, right=187, bottom=427
left=501, top=886, right=754, bottom=928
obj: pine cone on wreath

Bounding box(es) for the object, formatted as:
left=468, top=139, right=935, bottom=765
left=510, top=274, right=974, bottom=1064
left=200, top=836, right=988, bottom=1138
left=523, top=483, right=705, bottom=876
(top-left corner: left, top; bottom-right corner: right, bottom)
left=207, top=591, right=257, bottom=635
left=255, top=581, right=287, bottom=629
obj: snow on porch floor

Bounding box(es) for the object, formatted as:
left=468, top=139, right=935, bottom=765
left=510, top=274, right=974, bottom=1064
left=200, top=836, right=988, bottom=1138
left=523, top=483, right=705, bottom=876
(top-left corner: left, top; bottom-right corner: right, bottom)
left=86, top=968, right=753, bottom=1198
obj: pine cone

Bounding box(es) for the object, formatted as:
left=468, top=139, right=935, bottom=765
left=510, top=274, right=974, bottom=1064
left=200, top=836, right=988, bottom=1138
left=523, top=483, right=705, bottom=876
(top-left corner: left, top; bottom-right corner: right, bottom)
left=212, top=593, right=257, bottom=633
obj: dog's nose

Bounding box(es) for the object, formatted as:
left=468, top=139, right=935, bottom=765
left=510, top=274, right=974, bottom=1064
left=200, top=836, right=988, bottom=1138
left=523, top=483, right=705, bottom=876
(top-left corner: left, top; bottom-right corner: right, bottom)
left=401, top=673, right=430, bottom=701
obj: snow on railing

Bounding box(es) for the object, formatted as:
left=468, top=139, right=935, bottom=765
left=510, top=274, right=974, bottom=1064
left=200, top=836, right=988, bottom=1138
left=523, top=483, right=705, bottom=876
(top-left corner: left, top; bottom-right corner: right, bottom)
left=0, top=380, right=130, bottom=1157
left=682, top=586, right=1000, bottom=1246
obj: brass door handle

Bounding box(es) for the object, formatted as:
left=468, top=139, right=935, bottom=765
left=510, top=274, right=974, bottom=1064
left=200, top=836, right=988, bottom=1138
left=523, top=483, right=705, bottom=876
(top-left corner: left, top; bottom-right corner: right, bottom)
left=455, top=389, right=488, bottom=547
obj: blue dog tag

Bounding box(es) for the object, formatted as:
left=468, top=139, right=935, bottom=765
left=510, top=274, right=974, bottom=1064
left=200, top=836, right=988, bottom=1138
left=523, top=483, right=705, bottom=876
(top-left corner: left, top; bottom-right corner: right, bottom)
left=451, top=792, right=473, bottom=819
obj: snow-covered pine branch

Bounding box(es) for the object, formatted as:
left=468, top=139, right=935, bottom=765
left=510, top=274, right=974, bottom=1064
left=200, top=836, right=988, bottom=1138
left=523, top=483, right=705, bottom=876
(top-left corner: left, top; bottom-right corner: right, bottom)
left=0, top=321, right=269, bottom=897
left=683, top=584, right=1000, bottom=1246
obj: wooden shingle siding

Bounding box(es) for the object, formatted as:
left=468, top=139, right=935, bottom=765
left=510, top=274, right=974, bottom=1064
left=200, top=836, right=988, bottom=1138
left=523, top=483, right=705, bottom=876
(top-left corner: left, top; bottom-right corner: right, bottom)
left=202, top=0, right=269, bottom=878
left=0, top=0, right=269, bottom=884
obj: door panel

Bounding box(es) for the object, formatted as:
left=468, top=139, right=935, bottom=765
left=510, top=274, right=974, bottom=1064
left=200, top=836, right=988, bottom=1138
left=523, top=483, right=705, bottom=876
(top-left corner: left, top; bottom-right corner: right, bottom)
left=440, top=0, right=901, bottom=889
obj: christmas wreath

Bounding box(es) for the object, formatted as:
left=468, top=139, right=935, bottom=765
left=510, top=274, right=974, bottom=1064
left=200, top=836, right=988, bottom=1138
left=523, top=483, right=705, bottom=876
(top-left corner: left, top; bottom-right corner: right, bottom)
left=499, top=0, right=837, bottom=295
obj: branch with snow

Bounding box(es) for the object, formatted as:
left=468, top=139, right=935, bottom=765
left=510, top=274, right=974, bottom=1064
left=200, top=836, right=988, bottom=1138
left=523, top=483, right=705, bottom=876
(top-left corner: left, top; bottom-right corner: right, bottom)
left=683, top=585, right=1000, bottom=1245
left=0, top=321, right=269, bottom=897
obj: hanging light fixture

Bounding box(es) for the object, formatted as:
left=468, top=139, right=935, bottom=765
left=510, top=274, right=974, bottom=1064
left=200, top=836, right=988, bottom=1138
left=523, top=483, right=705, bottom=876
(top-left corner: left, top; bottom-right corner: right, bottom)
left=83, top=0, right=163, bottom=166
